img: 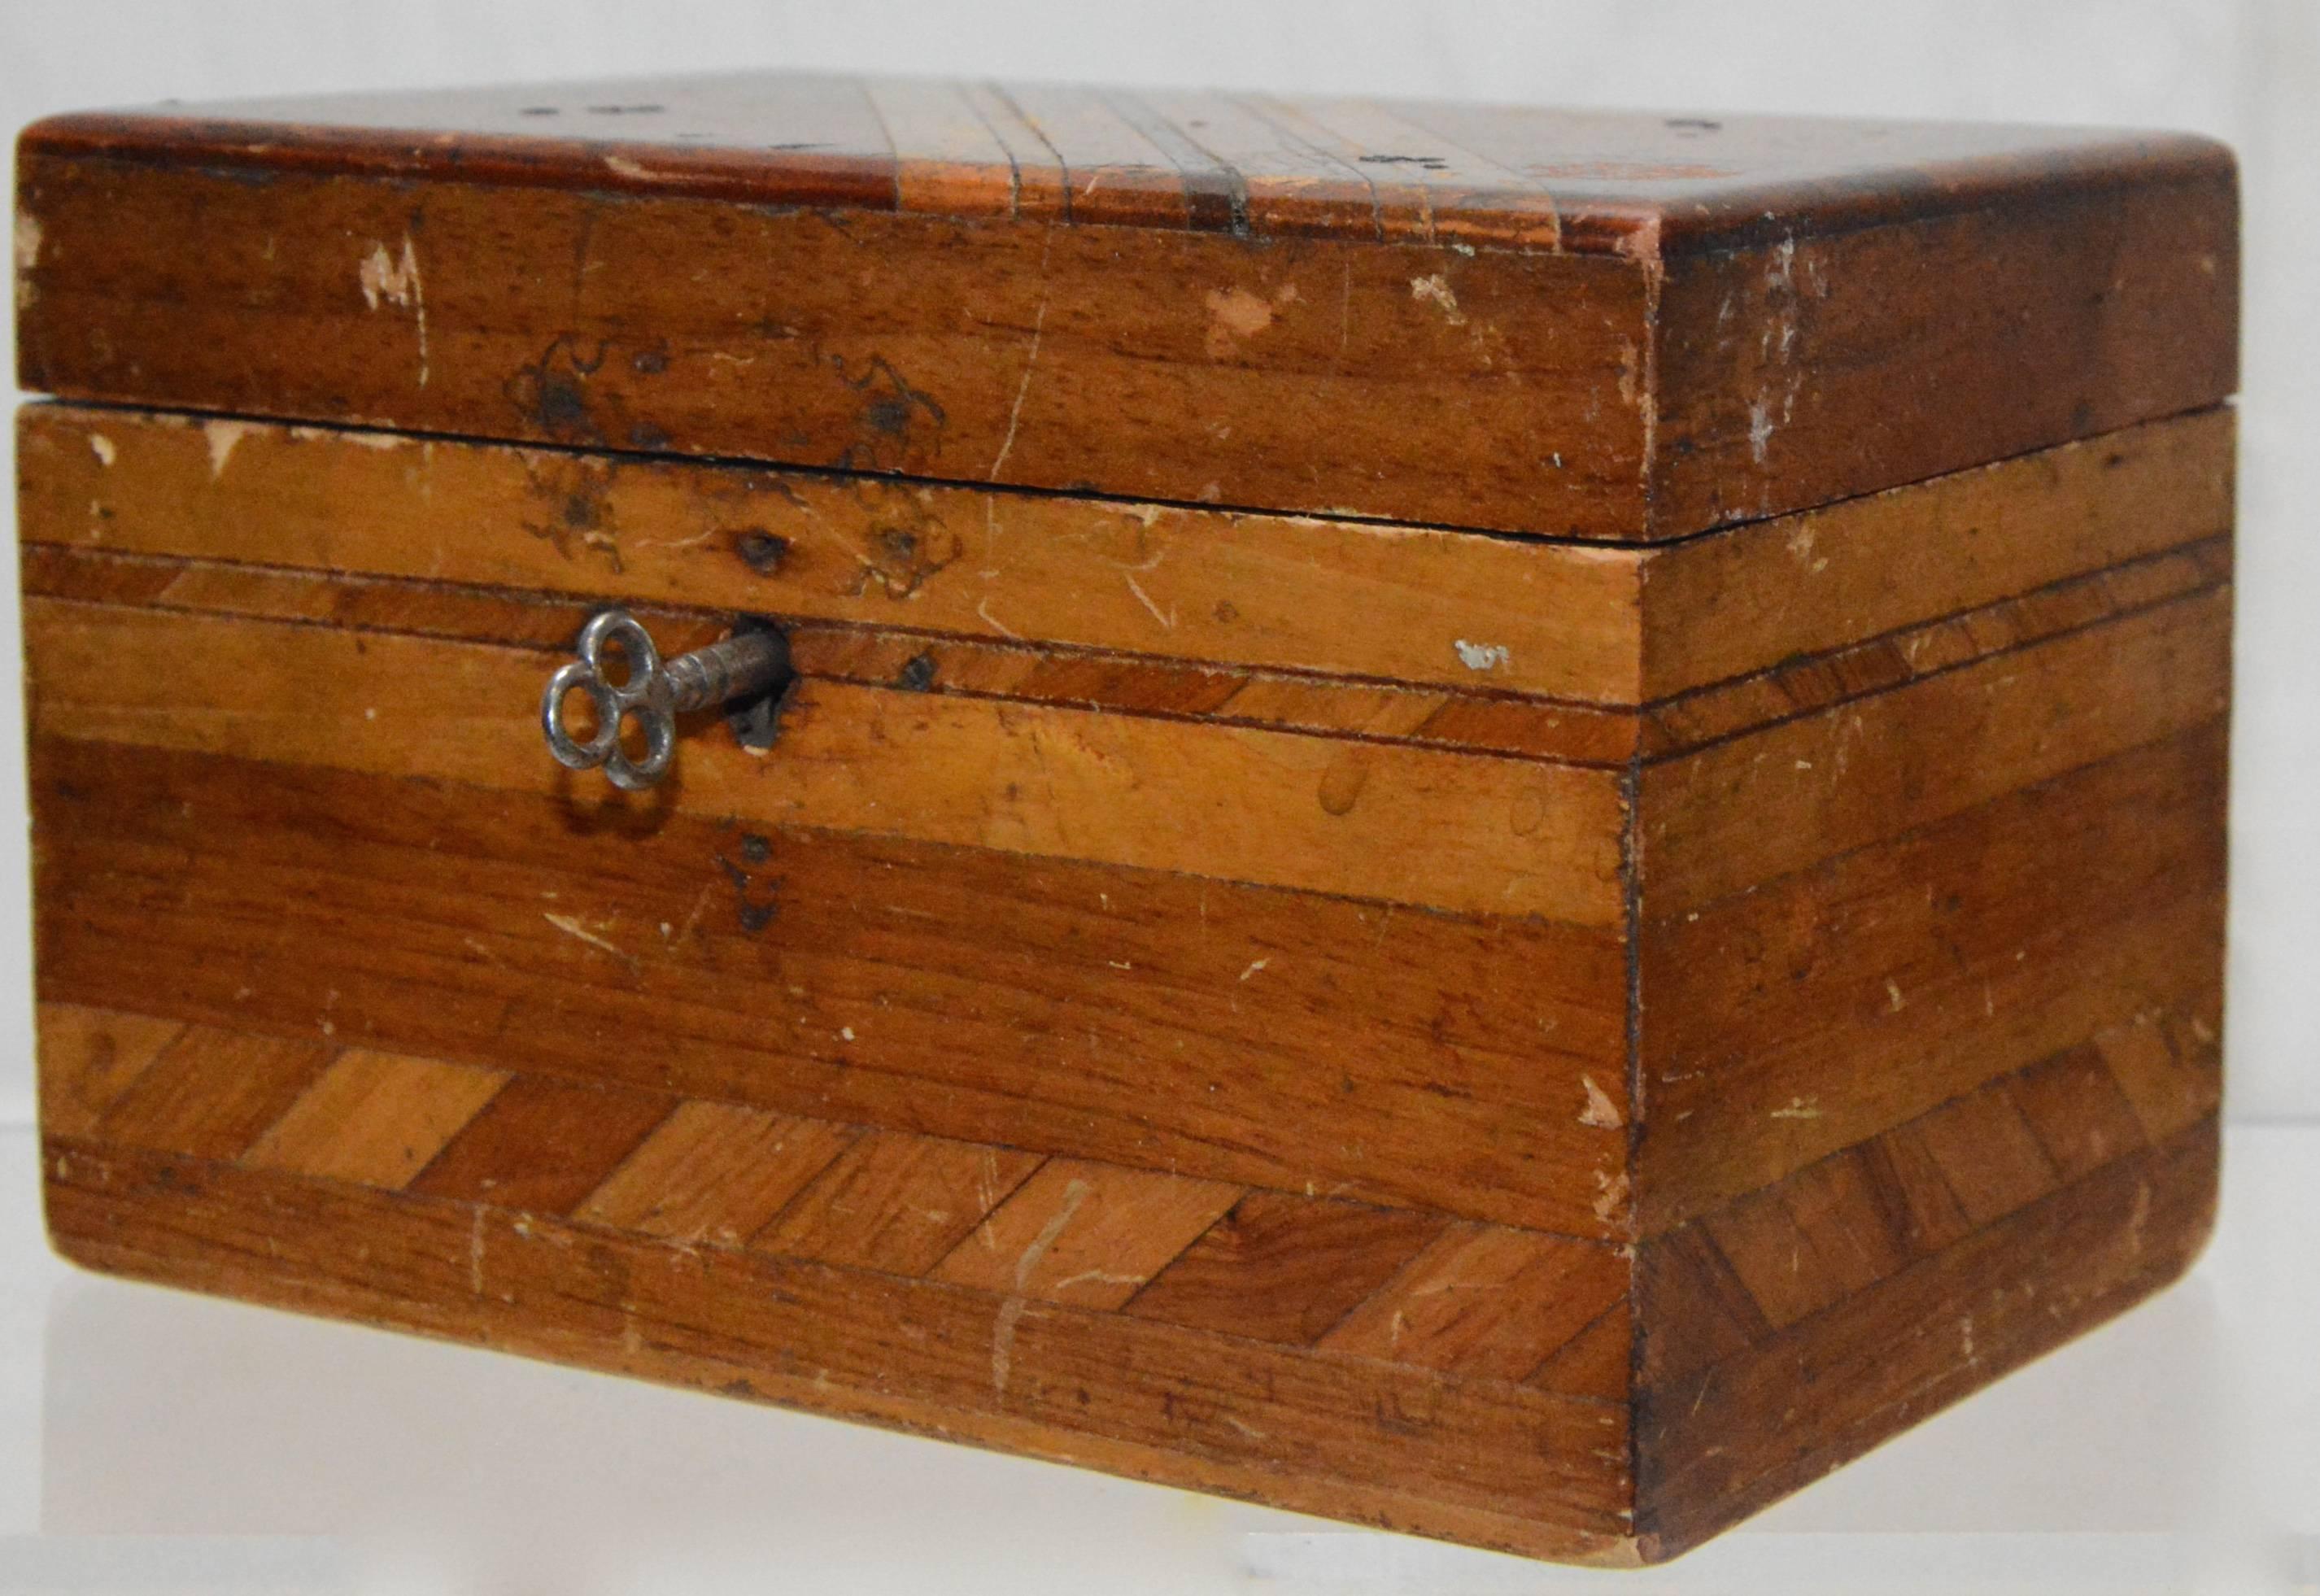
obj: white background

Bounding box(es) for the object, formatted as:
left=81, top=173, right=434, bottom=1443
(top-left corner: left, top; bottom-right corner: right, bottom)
left=0, top=6, right=2314, bottom=1592
left=0, top=0, right=2313, bottom=1127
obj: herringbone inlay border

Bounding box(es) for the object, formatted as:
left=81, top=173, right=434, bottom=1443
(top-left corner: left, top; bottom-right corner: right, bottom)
left=38, top=996, right=2216, bottom=1409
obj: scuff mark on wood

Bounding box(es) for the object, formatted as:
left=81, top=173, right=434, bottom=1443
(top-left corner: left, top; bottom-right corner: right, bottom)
left=1578, top=1075, right=1624, bottom=1129
left=1409, top=273, right=1465, bottom=325
left=1202, top=282, right=1296, bottom=359
left=11, top=207, right=39, bottom=310
left=203, top=421, right=255, bottom=479
left=991, top=1176, right=1091, bottom=1398
left=358, top=233, right=430, bottom=388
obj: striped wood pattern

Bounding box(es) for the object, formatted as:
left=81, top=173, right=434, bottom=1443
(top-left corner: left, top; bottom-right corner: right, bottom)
left=28, top=735, right=1630, bottom=1237
left=15, top=403, right=2233, bottom=713
left=17, top=93, right=2235, bottom=538
left=16, top=525, right=2235, bottom=772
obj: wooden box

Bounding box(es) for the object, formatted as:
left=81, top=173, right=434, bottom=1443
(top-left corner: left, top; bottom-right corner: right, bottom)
left=12, top=75, right=2235, bottom=1564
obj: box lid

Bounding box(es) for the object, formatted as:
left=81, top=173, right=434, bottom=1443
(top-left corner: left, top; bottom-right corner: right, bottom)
left=13, top=73, right=2236, bottom=541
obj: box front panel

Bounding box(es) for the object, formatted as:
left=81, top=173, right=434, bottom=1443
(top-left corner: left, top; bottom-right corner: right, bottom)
left=21, top=404, right=1641, bottom=1562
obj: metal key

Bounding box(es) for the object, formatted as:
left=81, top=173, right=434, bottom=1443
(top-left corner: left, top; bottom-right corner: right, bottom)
left=541, top=608, right=790, bottom=791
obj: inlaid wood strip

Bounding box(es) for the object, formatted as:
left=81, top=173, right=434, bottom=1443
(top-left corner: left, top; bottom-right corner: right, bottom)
left=33, top=1002, right=185, bottom=1141
left=24, top=599, right=1629, bottom=927
left=242, top=1049, right=508, bottom=1190
left=1525, top=1297, right=1633, bottom=1402
left=930, top=1159, right=1244, bottom=1310
left=1637, top=537, right=2231, bottom=760
left=1123, top=1191, right=1447, bottom=1348
left=2004, top=1046, right=2168, bottom=1189
left=861, top=80, right=1018, bottom=219
left=44, top=1137, right=1636, bottom=1559
left=1320, top=1223, right=1629, bottom=1383
left=573, top=1102, right=859, bottom=1247
left=19, top=542, right=1643, bottom=769
left=30, top=739, right=1628, bottom=1236
left=19, top=404, right=2235, bottom=729
left=1637, top=1027, right=2200, bottom=1393
left=2093, top=1006, right=2226, bottom=1142
left=1129, top=89, right=1380, bottom=239
left=93, top=1025, right=334, bottom=1162
left=1908, top=1079, right=2064, bottom=1228
left=1099, top=89, right=1245, bottom=235
left=1849, top=1126, right=1976, bottom=1261
left=408, top=1076, right=674, bottom=1214
left=1249, top=95, right=1563, bottom=249
left=45, top=1002, right=1619, bottom=1383
left=1632, top=1227, right=1773, bottom=1390
left=993, top=82, right=1191, bottom=229
left=1639, top=586, right=2231, bottom=919
left=754, top=1131, right=1046, bottom=1277
left=15, top=403, right=1651, bottom=705
left=20, top=531, right=2233, bottom=778
left=1698, top=1147, right=1914, bottom=1332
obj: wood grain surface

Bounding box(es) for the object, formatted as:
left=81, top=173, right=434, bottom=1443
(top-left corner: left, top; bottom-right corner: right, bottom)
left=15, top=78, right=2236, bottom=538
left=22, top=597, right=1629, bottom=926
left=14, top=401, right=2236, bottom=717
left=28, top=736, right=1631, bottom=1236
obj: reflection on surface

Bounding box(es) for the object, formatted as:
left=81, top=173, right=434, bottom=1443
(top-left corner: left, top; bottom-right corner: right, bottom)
left=37, top=1268, right=2230, bottom=1593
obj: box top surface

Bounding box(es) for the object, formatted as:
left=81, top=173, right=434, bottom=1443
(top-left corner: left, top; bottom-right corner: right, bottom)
left=20, top=72, right=2226, bottom=256
left=15, top=73, right=2238, bottom=541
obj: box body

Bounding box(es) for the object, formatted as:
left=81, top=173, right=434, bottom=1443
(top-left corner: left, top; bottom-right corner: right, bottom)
left=14, top=76, right=2234, bottom=1564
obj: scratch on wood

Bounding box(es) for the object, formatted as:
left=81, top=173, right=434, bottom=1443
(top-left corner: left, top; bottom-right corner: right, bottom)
left=543, top=911, right=626, bottom=961
left=1052, top=1267, right=1143, bottom=1293
left=991, top=1176, right=1091, bottom=1398
left=975, top=597, right=1020, bottom=639
left=988, top=225, right=1055, bottom=481
left=87, top=434, right=116, bottom=467
left=1122, top=572, right=1175, bottom=630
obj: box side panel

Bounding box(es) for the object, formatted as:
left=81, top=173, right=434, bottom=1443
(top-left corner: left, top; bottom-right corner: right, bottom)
left=12, top=155, right=1653, bottom=539
left=1651, top=169, right=2237, bottom=539
left=1627, top=450, right=2231, bottom=1550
